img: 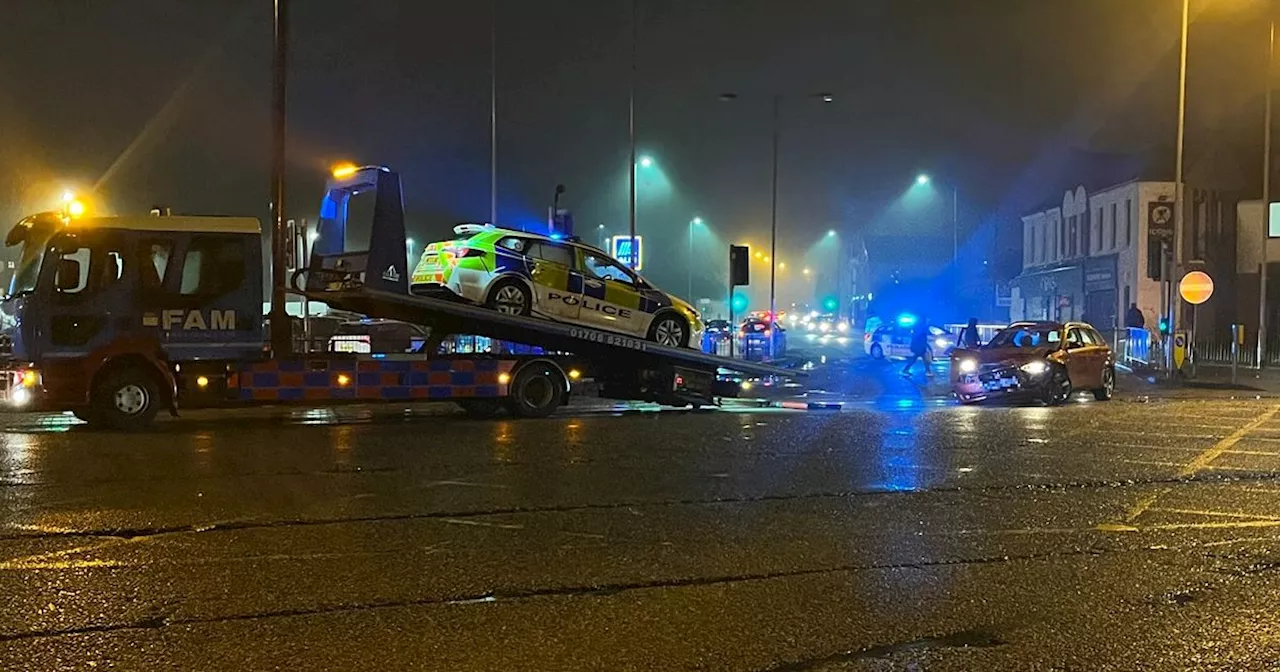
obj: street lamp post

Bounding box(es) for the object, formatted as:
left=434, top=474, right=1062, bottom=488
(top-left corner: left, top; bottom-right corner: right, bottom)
left=1261, top=8, right=1275, bottom=369
left=914, top=174, right=959, bottom=266
left=627, top=0, right=638, bottom=269
left=1168, top=0, right=1190, bottom=377
left=719, top=91, right=833, bottom=356
left=688, top=217, right=703, bottom=298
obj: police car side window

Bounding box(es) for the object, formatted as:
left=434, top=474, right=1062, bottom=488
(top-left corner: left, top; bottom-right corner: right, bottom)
left=497, top=237, right=527, bottom=254
left=583, top=255, right=634, bottom=285
left=531, top=243, right=574, bottom=268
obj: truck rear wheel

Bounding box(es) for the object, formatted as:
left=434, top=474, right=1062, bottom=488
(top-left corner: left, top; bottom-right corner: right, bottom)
left=505, top=362, right=565, bottom=418
left=91, top=368, right=161, bottom=430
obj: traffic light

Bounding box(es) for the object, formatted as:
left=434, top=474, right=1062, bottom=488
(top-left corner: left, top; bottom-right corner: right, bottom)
left=729, top=245, right=750, bottom=286
left=822, top=296, right=838, bottom=313
left=731, top=291, right=749, bottom=313
left=1158, top=317, right=1170, bottom=335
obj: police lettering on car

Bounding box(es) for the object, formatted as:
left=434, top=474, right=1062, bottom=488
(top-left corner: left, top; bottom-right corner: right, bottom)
left=549, top=292, right=632, bottom=319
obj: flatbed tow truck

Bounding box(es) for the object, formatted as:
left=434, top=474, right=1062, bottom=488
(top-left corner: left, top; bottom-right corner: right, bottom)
left=0, top=166, right=796, bottom=428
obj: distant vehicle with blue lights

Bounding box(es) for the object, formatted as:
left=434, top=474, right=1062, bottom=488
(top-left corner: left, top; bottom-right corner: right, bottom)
left=864, top=314, right=956, bottom=360
left=410, top=224, right=703, bottom=349
left=950, top=321, right=1115, bottom=405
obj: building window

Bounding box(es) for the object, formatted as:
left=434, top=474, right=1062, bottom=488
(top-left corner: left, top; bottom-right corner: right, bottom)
left=1110, top=203, right=1118, bottom=250
left=1028, top=226, right=1036, bottom=266
left=1068, top=215, right=1077, bottom=257
left=1125, top=199, right=1132, bottom=247
left=1041, top=224, right=1048, bottom=262
left=1095, top=207, right=1103, bottom=253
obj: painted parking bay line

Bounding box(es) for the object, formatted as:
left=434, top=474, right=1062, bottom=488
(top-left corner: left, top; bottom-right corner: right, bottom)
left=1180, top=405, right=1280, bottom=477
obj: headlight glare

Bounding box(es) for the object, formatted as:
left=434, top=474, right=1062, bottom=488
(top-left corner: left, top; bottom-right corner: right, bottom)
left=958, top=359, right=978, bottom=374
left=1020, top=360, right=1050, bottom=376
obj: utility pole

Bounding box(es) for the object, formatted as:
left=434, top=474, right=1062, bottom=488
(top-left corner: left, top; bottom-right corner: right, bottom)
left=769, top=93, right=780, bottom=323
left=1261, top=9, right=1275, bottom=370
left=490, top=1, right=498, bottom=225
left=269, top=0, right=291, bottom=357
left=627, top=0, right=637, bottom=268
left=1168, top=0, right=1189, bottom=377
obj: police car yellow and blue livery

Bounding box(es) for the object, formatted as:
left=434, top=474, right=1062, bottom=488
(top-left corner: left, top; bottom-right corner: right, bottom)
left=411, top=224, right=703, bottom=348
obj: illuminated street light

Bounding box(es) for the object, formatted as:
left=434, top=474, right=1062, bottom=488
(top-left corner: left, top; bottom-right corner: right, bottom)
left=638, top=156, right=653, bottom=168
left=778, top=262, right=786, bottom=270
left=66, top=200, right=86, bottom=218
left=916, top=173, right=930, bottom=186
left=687, top=217, right=706, bottom=297
left=827, top=229, right=837, bottom=237
left=755, top=251, right=763, bottom=260
left=803, top=267, right=811, bottom=275
left=332, top=162, right=358, bottom=178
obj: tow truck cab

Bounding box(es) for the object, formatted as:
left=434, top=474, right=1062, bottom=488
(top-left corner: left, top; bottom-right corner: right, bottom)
left=1, top=211, right=264, bottom=424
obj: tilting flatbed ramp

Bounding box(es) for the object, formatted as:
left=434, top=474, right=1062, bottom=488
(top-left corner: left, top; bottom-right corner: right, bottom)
left=308, top=287, right=797, bottom=379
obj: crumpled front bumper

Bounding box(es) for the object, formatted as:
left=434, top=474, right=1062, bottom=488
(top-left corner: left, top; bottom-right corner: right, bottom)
left=952, top=366, right=1050, bottom=403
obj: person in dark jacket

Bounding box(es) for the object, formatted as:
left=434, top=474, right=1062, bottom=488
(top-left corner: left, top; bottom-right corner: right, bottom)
left=900, top=316, right=934, bottom=378
left=1124, top=303, right=1145, bottom=329
left=959, top=317, right=980, bottom=349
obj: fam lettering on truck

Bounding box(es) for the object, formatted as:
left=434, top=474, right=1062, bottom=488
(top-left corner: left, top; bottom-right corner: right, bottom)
left=548, top=292, right=632, bottom=319
left=142, top=310, right=237, bottom=330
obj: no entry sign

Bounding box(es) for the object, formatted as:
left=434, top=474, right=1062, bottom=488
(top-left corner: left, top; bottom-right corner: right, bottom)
left=1179, top=271, right=1214, bottom=305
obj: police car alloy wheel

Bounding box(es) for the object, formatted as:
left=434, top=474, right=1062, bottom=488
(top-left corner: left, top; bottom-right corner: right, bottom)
left=651, top=315, right=686, bottom=347
left=488, top=282, right=530, bottom=316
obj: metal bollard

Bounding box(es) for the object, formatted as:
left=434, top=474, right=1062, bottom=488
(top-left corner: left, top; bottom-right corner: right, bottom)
left=1231, top=323, right=1241, bottom=385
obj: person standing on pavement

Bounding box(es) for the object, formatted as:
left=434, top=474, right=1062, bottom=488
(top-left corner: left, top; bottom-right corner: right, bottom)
left=901, top=316, right=934, bottom=378
left=1125, top=303, right=1145, bottom=329
left=959, top=317, right=981, bottom=349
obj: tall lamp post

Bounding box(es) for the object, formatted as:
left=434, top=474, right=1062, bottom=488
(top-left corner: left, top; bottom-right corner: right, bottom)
left=688, top=217, right=703, bottom=298
left=268, top=0, right=291, bottom=356
left=718, top=92, right=833, bottom=323
left=1168, top=0, right=1190, bottom=377
left=913, top=174, right=959, bottom=267
left=1261, top=6, right=1275, bottom=369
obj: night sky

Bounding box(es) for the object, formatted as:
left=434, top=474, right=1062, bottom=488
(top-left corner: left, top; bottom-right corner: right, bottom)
left=0, top=0, right=1272, bottom=305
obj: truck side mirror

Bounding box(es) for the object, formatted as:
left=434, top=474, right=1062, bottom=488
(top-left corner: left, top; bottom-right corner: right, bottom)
left=55, top=258, right=81, bottom=292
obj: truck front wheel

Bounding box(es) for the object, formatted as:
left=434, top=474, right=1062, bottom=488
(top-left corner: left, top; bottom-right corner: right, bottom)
left=91, top=368, right=161, bottom=430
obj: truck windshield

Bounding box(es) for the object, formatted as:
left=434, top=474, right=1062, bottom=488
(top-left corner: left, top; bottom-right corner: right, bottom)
left=9, top=245, right=46, bottom=296
left=5, top=214, right=62, bottom=297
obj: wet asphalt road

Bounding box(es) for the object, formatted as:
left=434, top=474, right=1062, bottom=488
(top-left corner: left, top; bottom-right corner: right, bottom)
left=5, top=356, right=1280, bottom=669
